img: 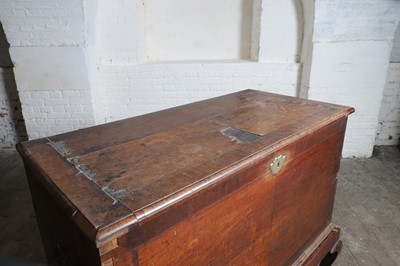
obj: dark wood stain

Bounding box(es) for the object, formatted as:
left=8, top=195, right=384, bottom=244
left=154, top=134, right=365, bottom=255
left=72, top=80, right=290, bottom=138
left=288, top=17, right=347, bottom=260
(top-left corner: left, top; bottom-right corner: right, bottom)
left=17, top=89, right=354, bottom=265
left=221, top=127, right=262, bottom=143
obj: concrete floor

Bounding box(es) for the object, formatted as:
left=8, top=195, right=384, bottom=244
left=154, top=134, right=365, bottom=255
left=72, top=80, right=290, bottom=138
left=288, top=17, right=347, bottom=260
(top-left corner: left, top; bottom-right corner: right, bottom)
left=333, top=146, right=400, bottom=266
left=0, top=146, right=399, bottom=265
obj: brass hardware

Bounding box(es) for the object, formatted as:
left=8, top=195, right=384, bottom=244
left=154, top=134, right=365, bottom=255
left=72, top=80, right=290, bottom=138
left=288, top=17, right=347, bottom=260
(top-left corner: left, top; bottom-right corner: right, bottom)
left=269, top=155, right=286, bottom=175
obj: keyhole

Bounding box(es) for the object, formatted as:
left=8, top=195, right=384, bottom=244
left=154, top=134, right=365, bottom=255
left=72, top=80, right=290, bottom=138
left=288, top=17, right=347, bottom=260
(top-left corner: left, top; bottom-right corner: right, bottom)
left=269, top=154, right=286, bottom=176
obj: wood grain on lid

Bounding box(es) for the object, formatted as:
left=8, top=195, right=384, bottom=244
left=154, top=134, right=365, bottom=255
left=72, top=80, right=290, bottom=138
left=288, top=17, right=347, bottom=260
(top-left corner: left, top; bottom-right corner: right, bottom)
left=17, top=89, right=354, bottom=241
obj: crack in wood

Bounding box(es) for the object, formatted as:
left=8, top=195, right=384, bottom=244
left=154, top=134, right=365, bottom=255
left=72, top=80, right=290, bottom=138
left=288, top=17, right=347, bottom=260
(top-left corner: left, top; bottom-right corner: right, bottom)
left=103, top=188, right=127, bottom=201
left=75, top=164, right=96, bottom=180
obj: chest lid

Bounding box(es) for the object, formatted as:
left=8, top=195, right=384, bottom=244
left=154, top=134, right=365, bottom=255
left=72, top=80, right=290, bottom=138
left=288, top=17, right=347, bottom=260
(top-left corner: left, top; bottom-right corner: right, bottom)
left=17, top=90, right=354, bottom=245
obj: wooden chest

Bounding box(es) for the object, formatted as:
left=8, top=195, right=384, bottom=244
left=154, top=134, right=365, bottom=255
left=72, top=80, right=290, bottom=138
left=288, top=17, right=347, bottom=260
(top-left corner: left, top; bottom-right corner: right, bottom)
left=17, top=90, right=354, bottom=266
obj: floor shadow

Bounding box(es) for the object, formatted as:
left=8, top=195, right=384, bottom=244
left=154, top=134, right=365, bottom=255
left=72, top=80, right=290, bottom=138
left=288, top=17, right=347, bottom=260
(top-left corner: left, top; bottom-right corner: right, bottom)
left=0, top=21, right=27, bottom=147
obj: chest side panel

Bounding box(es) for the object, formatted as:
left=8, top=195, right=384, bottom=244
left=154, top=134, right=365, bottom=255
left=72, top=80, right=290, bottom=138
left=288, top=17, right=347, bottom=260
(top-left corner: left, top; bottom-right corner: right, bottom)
left=100, top=117, right=347, bottom=266
left=269, top=119, right=346, bottom=265
left=25, top=163, right=102, bottom=265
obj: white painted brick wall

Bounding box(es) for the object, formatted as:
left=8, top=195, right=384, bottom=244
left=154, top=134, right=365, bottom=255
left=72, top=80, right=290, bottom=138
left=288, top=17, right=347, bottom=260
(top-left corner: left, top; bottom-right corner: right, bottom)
left=7, top=45, right=96, bottom=140
left=258, top=0, right=303, bottom=63
left=10, top=46, right=90, bottom=91
left=314, top=0, right=400, bottom=42
left=307, top=0, right=400, bottom=157
left=0, top=0, right=85, bottom=47
left=307, top=40, right=393, bottom=157
left=19, top=90, right=95, bottom=139
left=95, top=0, right=146, bottom=65
left=144, top=0, right=253, bottom=61
left=0, top=0, right=95, bottom=140
left=375, top=63, right=400, bottom=145
left=97, top=62, right=301, bottom=122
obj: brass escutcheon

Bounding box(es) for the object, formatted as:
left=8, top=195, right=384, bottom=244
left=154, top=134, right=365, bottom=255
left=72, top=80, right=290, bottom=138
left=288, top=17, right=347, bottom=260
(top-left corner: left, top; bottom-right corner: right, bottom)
left=269, top=154, right=286, bottom=175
